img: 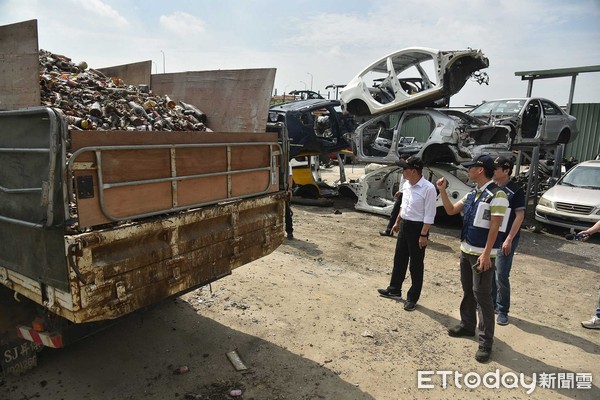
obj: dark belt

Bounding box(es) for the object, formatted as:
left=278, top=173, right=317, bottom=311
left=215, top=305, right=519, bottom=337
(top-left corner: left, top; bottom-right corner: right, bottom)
left=401, top=219, right=424, bottom=224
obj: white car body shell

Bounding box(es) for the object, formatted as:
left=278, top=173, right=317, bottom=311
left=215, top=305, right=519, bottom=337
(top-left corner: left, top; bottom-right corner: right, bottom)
left=340, top=47, right=489, bottom=116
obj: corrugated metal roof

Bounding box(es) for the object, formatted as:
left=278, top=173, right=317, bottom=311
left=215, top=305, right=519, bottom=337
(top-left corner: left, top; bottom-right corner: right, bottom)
left=515, top=65, right=600, bottom=78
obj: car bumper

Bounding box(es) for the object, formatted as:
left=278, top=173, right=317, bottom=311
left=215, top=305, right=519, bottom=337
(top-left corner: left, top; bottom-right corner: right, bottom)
left=535, top=205, right=600, bottom=230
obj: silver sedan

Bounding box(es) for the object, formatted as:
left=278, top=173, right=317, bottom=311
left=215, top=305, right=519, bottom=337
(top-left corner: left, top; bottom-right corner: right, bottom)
left=468, top=97, right=578, bottom=146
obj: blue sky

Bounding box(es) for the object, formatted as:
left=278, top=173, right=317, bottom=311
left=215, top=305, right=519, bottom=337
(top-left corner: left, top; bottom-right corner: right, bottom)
left=1, top=0, right=599, bottom=107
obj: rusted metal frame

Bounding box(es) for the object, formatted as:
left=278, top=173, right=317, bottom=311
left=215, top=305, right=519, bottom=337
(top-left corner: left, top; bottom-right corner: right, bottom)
left=0, top=107, right=60, bottom=227
left=67, top=141, right=282, bottom=222
left=0, top=215, right=44, bottom=229
left=227, top=145, right=232, bottom=197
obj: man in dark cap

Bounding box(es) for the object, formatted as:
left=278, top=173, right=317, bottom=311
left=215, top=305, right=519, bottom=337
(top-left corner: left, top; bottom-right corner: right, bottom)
left=492, top=156, right=526, bottom=326
left=436, top=154, right=509, bottom=363
left=377, top=155, right=437, bottom=312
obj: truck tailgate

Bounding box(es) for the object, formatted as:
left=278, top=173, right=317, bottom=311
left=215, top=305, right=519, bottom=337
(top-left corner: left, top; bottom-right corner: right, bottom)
left=63, top=192, right=285, bottom=323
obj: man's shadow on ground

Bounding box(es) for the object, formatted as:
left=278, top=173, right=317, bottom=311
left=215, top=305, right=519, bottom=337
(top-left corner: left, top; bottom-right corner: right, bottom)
left=417, top=305, right=600, bottom=399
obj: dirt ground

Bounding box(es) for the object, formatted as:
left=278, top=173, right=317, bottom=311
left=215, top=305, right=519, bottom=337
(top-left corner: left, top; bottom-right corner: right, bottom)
left=2, top=165, right=599, bottom=400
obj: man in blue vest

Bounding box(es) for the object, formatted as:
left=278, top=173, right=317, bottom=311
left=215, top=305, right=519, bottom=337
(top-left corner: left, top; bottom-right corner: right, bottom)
left=436, top=154, right=509, bottom=362
left=491, top=156, right=526, bottom=326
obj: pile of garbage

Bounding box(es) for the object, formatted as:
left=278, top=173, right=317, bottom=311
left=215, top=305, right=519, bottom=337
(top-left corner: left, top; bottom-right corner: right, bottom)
left=39, top=50, right=210, bottom=132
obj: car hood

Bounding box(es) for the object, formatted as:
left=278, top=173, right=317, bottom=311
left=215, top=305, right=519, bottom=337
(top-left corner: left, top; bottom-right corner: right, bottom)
left=542, top=184, right=600, bottom=206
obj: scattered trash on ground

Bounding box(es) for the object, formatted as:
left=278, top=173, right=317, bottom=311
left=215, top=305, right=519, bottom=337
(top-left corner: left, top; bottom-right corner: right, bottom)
left=226, top=350, right=248, bottom=371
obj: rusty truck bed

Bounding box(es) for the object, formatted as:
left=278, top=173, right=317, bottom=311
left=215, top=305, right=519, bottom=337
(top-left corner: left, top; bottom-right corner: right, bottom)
left=0, top=107, right=286, bottom=323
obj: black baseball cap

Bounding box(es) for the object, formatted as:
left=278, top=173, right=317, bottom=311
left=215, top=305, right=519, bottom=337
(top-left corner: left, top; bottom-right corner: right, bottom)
left=396, top=155, right=423, bottom=170
left=494, top=156, right=514, bottom=169
left=461, top=154, right=494, bottom=170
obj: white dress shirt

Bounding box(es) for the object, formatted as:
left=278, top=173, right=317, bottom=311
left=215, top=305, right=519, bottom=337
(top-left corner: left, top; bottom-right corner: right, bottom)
left=399, top=176, right=437, bottom=224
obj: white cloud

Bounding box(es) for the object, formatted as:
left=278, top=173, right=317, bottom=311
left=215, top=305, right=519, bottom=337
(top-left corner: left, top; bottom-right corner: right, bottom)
left=268, top=0, right=600, bottom=104
left=0, top=0, right=598, bottom=105
left=159, top=12, right=206, bottom=38
left=72, top=0, right=128, bottom=27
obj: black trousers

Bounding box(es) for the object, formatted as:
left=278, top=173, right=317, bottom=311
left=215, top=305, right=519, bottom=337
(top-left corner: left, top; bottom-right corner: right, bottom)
left=459, top=251, right=495, bottom=348
left=388, top=219, right=426, bottom=303
left=385, top=195, right=402, bottom=233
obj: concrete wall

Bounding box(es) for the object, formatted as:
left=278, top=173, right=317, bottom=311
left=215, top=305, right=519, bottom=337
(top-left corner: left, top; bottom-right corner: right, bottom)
left=0, top=20, right=40, bottom=110
left=97, top=60, right=152, bottom=87
left=151, top=69, right=276, bottom=133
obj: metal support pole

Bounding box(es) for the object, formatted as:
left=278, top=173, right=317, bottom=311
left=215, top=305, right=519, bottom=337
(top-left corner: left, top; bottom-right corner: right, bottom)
left=526, top=79, right=533, bottom=97
left=336, top=153, right=346, bottom=184
left=567, top=75, right=577, bottom=114
left=525, top=146, right=541, bottom=211
left=514, top=150, right=523, bottom=178
left=552, top=144, right=565, bottom=179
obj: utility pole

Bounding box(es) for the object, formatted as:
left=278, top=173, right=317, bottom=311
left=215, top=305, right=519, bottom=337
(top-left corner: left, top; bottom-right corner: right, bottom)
left=307, top=72, right=313, bottom=91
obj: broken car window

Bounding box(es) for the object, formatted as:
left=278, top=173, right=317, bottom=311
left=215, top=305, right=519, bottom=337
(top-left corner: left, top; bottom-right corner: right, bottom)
left=398, top=113, right=435, bottom=143
left=541, top=100, right=562, bottom=116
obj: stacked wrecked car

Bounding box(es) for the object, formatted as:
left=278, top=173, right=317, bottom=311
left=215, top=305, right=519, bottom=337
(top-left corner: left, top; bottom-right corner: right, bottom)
left=268, top=46, right=578, bottom=218
left=338, top=47, right=577, bottom=217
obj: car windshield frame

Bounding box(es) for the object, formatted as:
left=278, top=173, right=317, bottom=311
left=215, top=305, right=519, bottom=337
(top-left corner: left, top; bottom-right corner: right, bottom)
left=439, top=109, right=486, bottom=126
left=469, top=100, right=526, bottom=117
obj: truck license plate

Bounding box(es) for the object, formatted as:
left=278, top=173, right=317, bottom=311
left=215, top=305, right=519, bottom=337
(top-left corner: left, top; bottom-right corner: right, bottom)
left=1, top=339, right=43, bottom=376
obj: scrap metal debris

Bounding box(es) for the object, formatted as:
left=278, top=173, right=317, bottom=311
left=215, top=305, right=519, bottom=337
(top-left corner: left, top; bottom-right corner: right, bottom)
left=226, top=350, right=248, bottom=371
left=38, top=49, right=210, bottom=132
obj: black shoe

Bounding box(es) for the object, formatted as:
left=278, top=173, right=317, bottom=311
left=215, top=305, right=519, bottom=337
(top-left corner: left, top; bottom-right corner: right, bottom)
left=475, top=346, right=492, bottom=363
left=379, top=230, right=393, bottom=237
left=403, top=301, right=416, bottom=311
left=448, top=325, right=475, bottom=337
left=286, top=232, right=294, bottom=239
left=377, top=288, right=402, bottom=300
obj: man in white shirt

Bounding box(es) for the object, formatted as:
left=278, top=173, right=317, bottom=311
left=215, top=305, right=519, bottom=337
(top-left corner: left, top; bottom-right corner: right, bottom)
left=378, top=156, right=437, bottom=312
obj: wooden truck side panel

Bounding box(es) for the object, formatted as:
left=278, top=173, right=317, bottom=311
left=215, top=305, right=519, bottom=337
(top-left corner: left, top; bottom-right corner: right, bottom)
left=69, top=130, right=280, bottom=228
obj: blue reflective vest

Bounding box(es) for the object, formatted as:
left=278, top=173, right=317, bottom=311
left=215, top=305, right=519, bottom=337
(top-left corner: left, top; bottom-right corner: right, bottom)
left=461, top=182, right=504, bottom=251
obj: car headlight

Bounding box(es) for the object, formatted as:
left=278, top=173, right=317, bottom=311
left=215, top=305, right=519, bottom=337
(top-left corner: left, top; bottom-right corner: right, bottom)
left=538, top=196, right=553, bottom=208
